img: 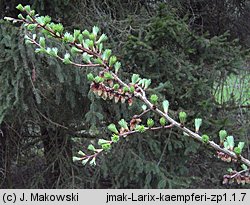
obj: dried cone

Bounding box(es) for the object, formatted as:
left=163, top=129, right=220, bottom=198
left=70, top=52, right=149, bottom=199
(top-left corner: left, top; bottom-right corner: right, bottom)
left=119, top=127, right=129, bottom=134
left=128, top=98, right=133, bottom=106
left=107, top=80, right=114, bottom=87
left=101, top=91, right=108, bottom=100
left=120, top=96, right=126, bottom=103
left=108, top=92, right=114, bottom=100
left=241, top=177, right=246, bottom=185
left=97, top=88, right=103, bottom=96
left=114, top=95, right=120, bottom=103
left=130, top=118, right=141, bottom=130
left=245, top=176, right=250, bottom=184
left=223, top=177, right=229, bottom=185
left=236, top=176, right=241, bottom=184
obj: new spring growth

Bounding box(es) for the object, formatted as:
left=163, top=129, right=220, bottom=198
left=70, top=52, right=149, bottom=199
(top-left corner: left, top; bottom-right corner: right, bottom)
left=96, top=33, right=108, bottom=44
left=63, top=53, right=71, bottom=64
left=131, top=74, right=140, bottom=84
left=78, top=151, right=86, bottom=156
left=130, top=86, right=135, bottom=93
left=150, top=94, right=158, bottom=104
left=102, top=49, right=112, bottom=61
left=147, top=118, right=154, bottom=128
left=141, top=104, right=147, bottom=111
left=202, top=135, right=210, bottom=143
left=179, top=111, right=187, bottom=124
left=135, top=125, right=146, bottom=133
left=16, top=4, right=24, bottom=12
left=111, top=134, right=119, bottom=143
left=138, top=78, right=151, bottom=89
left=104, top=72, right=113, bottom=80
left=72, top=156, right=82, bottom=162
left=118, top=119, right=129, bottom=130
left=194, top=118, right=202, bottom=133
left=162, top=100, right=169, bottom=114
left=225, top=136, right=234, bottom=151
left=234, top=142, right=245, bottom=155
left=159, top=117, right=166, bottom=126
left=87, top=73, right=94, bottom=81
left=108, top=123, right=119, bottom=134
left=89, top=158, right=96, bottom=166
left=113, top=84, right=119, bottom=90
left=114, top=61, right=121, bottom=74
left=219, top=130, right=227, bottom=145
left=109, top=56, right=117, bottom=67
left=88, top=144, right=96, bottom=152
left=98, top=139, right=112, bottom=151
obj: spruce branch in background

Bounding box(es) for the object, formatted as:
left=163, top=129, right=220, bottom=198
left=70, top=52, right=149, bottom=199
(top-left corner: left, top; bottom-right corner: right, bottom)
left=5, top=4, right=250, bottom=185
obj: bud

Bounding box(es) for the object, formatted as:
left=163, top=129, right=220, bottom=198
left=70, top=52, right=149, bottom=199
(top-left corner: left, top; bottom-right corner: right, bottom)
left=114, top=61, right=121, bottom=73
left=96, top=34, right=108, bottom=44
left=102, top=49, right=112, bottom=61
left=159, top=117, right=166, bottom=126
left=82, top=158, right=89, bottom=166
left=82, top=29, right=90, bottom=37
left=150, top=94, right=158, bottom=104
left=89, top=157, right=96, bottom=166
left=234, top=147, right=241, bottom=155
left=18, top=14, right=25, bottom=20
left=16, top=4, right=24, bottom=11
left=109, top=56, right=117, bottom=66
left=24, top=5, right=31, bottom=12
left=226, top=136, right=234, bottom=151
left=219, top=130, right=227, bottom=144
left=162, top=100, right=169, bottom=114
left=194, top=118, right=202, bottom=133
left=130, top=86, right=135, bottom=93
left=123, top=87, right=129, bottom=93
left=108, top=123, right=119, bottom=134
left=63, top=53, right=71, bottom=64
left=71, top=46, right=82, bottom=55
left=27, top=24, right=37, bottom=31
left=102, top=143, right=111, bottom=151
left=113, top=84, right=119, bottom=90
left=39, top=37, right=45, bottom=48
left=104, top=72, right=113, bottom=80
left=92, top=26, right=99, bottom=36
left=89, top=33, right=95, bottom=41
left=94, top=76, right=104, bottom=83
left=135, top=125, right=145, bottom=133
left=77, top=151, right=86, bottom=156
left=179, top=111, right=187, bottom=124
left=118, top=119, right=129, bottom=130
left=147, top=118, right=154, bottom=128
left=141, top=104, right=147, bottom=111
left=87, top=73, right=94, bottom=81
left=72, top=156, right=82, bottom=162
left=98, top=139, right=111, bottom=146
left=131, top=74, right=140, bottom=84
left=73, top=29, right=81, bottom=40
left=201, top=135, right=209, bottom=143
left=88, top=144, right=96, bottom=151
left=111, top=134, right=120, bottom=143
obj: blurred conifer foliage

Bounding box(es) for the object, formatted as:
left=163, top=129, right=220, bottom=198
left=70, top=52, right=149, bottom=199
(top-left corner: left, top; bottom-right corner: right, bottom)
left=0, top=0, right=249, bottom=188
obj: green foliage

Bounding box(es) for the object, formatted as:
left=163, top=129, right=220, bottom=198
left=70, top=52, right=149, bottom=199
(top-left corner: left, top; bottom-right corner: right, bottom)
left=179, top=112, right=187, bottom=124
left=1, top=1, right=249, bottom=189
left=150, top=94, right=158, bottom=104
left=201, top=135, right=210, bottom=144
left=159, top=117, right=166, bottom=126
left=147, top=118, right=154, bottom=127
left=194, top=118, right=202, bottom=133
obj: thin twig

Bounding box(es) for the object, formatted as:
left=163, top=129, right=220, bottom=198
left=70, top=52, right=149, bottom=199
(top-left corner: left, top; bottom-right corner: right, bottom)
left=36, top=108, right=69, bottom=130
